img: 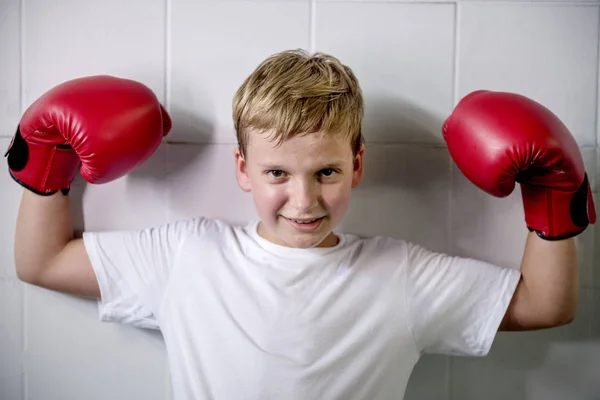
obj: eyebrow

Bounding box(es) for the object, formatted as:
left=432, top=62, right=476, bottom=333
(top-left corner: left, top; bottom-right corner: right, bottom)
left=258, top=161, right=347, bottom=170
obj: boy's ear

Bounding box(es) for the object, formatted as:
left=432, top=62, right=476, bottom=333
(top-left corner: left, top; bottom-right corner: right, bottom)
left=351, top=143, right=365, bottom=188
left=235, top=147, right=251, bottom=192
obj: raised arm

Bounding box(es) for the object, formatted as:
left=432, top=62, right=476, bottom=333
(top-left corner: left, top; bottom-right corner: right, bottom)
left=7, top=75, right=170, bottom=297
left=499, top=232, right=577, bottom=330
left=15, top=190, right=99, bottom=297
left=443, top=90, right=595, bottom=331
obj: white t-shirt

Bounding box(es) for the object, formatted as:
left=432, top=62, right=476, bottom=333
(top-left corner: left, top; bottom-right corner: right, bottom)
left=82, top=217, right=520, bottom=400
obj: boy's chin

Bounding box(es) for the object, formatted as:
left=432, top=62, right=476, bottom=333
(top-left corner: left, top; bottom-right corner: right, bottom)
left=258, top=220, right=338, bottom=248
left=279, top=228, right=339, bottom=249
left=285, top=235, right=329, bottom=249
left=278, top=235, right=332, bottom=249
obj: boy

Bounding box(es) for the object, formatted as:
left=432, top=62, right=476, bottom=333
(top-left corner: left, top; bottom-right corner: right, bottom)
left=7, top=49, right=595, bottom=399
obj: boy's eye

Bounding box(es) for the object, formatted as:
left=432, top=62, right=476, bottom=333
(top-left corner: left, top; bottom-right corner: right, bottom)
left=320, top=168, right=336, bottom=177
left=266, top=169, right=337, bottom=179
left=268, top=170, right=285, bottom=178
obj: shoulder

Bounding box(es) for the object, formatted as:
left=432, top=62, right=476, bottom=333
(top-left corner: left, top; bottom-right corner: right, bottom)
left=161, top=215, right=237, bottom=236
left=339, top=231, right=409, bottom=251
left=336, top=232, right=461, bottom=273
left=169, top=216, right=255, bottom=248
left=336, top=231, right=412, bottom=267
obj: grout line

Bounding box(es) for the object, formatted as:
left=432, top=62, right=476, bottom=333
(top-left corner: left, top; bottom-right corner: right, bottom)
left=161, top=139, right=599, bottom=150
left=447, top=356, right=453, bottom=400
left=309, top=0, right=316, bottom=52
left=446, top=159, right=455, bottom=256
left=447, top=5, right=458, bottom=394
left=447, top=1, right=458, bottom=256
left=596, top=5, right=600, bottom=148
left=451, top=2, right=460, bottom=108
left=19, top=2, right=27, bottom=397
left=165, top=367, right=173, bottom=400
left=162, top=140, right=450, bottom=148
left=22, top=363, right=26, bottom=400
left=165, top=142, right=172, bottom=224
left=313, top=0, right=447, bottom=3
left=19, top=0, right=25, bottom=115
left=463, top=1, right=600, bottom=4
left=315, top=0, right=600, bottom=4
left=22, top=284, right=28, bottom=400
left=165, top=0, right=171, bottom=112
left=22, top=284, right=27, bottom=351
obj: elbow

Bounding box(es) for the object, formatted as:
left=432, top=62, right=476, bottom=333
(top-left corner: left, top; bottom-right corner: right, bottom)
left=557, top=310, right=576, bottom=326
left=545, top=306, right=576, bottom=328
left=16, top=268, right=36, bottom=285
left=15, top=263, right=43, bottom=287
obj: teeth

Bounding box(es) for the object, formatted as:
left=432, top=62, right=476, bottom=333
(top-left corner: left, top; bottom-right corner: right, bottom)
left=293, top=218, right=320, bottom=224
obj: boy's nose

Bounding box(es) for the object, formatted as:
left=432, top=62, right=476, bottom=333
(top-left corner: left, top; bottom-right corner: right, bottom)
left=290, top=180, right=320, bottom=212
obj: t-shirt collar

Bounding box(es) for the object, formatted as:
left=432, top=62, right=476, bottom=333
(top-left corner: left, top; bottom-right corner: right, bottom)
left=245, top=220, right=346, bottom=259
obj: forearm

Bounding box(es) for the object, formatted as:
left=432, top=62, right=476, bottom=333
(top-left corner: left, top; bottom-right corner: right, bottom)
left=508, top=231, right=578, bottom=330
left=15, top=190, right=74, bottom=283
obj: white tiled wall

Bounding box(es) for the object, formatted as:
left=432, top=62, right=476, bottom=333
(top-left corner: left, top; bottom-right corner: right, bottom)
left=169, top=1, right=310, bottom=143
left=457, top=2, right=599, bottom=147
left=21, top=0, right=166, bottom=107
left=0, top=1, right=598, bottom=399
left=315, top=2, right=456, bottom=144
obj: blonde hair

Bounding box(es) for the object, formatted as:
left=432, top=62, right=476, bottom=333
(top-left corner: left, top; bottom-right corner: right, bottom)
left=232, top=49, right=364, bottom=158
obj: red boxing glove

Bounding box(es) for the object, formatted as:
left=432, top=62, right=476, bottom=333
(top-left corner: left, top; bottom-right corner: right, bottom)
left=5, top=75, right=171, bottom=195
left=442, top=90, right=596, bottom=240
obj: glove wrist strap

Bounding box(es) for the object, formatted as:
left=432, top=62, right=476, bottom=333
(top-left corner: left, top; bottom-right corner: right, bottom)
left=5, top=129, right=80, bottom=195
left=520, top=174, right=595, bottom=240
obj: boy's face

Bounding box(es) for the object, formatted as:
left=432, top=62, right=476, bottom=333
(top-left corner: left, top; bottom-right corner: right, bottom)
left=235, top=129, right=364, bottom=248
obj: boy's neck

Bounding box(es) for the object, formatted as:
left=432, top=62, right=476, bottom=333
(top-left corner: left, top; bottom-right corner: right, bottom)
left=257, top=221, right=340, bottom=248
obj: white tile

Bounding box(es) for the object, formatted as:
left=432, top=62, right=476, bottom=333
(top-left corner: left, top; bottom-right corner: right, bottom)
left=577, top=156, right=596, bottom=288
left=201, top=0, right=306, bottom=1
left=25, top=285, right=168, bottom=400
left=166, top=143, right=257, bottom=224
left=596, top=148, right=600, bottom=194
left=339, top=145, right=450, bottom=254
left=404, top=355, right=449, bottom=400
left=458, top=3, right=599, bottom=147
left=0, top=0, right=20, bottom=137
left=594, top=208, right=600, bottom=288
left=458, top=0, right=599, bottom=2
left=592, top=289, right=600, bottom=339
left=71, top=144, right=169, bottom=233
left=320, top=0, right=600, bottom=2
left=169, top=1, right=310, bottom=143
left=0, top=279, right=23, bottom=400
left=315, top=3, right=455, bottom=144
left=577, top=221, right=595, bottom=289
left=526, top=336, right=600, bottom=400
left=450, top=163, right=527, bottom=270
left=450, top=288, right=594, bottom=400
left=0, top=138, right=22, bottom=279
left=23, top=0, right=166, bottom=108
left=582, top=147, right=597, bottom=193
left=165, top=372, right=174, bottom=400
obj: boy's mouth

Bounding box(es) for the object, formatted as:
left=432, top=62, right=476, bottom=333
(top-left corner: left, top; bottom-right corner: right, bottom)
left=288, top=217, right=322, bottom=224
left=284, top=216, right=325, bottom=231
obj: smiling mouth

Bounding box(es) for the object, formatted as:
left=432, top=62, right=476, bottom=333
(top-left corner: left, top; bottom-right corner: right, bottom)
left=282, top=216, right=326, bottom=232
left=286, top=217, right=324, bottom=224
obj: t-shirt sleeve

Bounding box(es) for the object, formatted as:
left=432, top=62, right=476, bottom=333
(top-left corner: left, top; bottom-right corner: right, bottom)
left=405, top=241, right=521, bottom=357
left=82, top=217, right=205, bottom=330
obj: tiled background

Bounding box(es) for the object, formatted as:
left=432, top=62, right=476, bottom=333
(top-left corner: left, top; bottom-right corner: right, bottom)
left=1, top=0, right=599, bottom=399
